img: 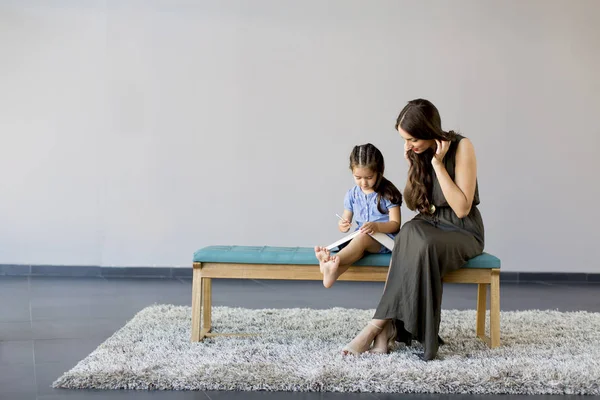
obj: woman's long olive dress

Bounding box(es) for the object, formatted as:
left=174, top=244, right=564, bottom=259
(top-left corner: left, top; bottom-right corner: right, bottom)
left=373, top=134, right=485, bottom=360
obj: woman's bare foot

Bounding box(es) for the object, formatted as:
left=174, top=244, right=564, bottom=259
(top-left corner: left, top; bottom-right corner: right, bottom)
left=369, top=320, right=397, bottom=354
left=321, top=255, right=341, bottom=288
left=314, top=246, right=331, bottom=273
left=342, top=321, right=383, bottom=356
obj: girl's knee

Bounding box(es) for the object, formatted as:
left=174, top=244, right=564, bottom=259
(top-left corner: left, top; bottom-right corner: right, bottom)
left=353, top=232, right=374, bottom=245
left=352, top=233, right=381, bottom=253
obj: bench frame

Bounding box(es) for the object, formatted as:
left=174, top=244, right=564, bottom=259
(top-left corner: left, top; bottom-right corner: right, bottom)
left=191, top=262, right=501, bottom=348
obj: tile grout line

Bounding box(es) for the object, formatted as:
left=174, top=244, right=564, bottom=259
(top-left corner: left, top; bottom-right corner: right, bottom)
left=175, top=277, right=189, bottom=284
left=252, top=279, right=278, bottom=290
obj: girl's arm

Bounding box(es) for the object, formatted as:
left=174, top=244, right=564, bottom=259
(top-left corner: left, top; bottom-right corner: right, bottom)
left=432, top=138, right=477, bottom=218
left=338, top=209, right=354, bottom=233
left=377, top=206, right=401, bottom=234
left=361, top=207, right=401, bottom=235
left=341, top=209, right=353, bottom=222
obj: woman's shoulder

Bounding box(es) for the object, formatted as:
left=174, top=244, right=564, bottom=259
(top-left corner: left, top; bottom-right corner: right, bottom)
left=444, top=134, right=476, bottom=169
left=451, top=134, right=476, bottom=167
left=451, top=133, right=474, bottom=150
left=452, top=132, right=466, bottom=142
left=456, top=135, right=474, bottom=149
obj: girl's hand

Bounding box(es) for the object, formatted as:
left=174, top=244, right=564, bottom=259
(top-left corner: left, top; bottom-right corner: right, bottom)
left=432, top=139, right=450, bottom=165
left=360, top=222, right=379, bottom=235
left=338, top=218, right=351, bottom=233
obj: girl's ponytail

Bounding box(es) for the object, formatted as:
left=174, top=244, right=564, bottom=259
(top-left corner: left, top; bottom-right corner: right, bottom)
left=375, top=176, right=402, bottom=214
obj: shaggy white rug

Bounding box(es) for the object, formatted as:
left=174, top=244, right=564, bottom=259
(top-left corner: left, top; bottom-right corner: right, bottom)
left=52, top=305, right=600, bottom=395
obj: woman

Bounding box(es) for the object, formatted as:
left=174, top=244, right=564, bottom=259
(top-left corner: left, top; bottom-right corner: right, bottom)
left=342, top=98, right=485, bottom=361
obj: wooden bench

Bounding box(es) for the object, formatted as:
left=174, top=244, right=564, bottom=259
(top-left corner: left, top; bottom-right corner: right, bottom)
left=191, top=245, right=501, bottom=348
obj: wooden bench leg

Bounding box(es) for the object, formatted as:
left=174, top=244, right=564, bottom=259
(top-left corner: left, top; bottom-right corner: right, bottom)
left=476, top=283, right=487, bottom=339
left=475, top=269, right=501, bottom=348
left=190, top=268, right=261, bottom=341
left=191, top=264, right=203, bottom=342
left=202, top=277, right=212, bottom=337
left=490, top=269, right=501, bottom=348
left=191, top=264, right=213, bottom=342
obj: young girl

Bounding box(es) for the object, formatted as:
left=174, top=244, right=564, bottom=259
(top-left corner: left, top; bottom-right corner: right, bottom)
left=314, top=143, right=402, bottom=288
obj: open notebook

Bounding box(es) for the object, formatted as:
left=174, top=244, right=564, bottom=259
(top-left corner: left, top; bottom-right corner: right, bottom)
left=326, top=230, right=395, bottom=252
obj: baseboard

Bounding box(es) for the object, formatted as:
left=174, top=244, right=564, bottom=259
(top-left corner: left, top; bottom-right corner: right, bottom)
left=1, top=264, right=599, bottom=283
left=0, top=264, right=193, bottom=278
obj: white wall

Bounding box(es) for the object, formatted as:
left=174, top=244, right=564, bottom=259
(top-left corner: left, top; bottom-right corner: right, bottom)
left=0, top=0, right=598, bottom=272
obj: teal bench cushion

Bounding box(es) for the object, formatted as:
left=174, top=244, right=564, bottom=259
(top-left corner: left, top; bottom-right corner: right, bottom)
left=193, top=246, right=500, bottom=269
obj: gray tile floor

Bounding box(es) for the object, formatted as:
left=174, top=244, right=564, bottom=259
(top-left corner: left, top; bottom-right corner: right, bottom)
left=1, top=275, right=599, bottom=400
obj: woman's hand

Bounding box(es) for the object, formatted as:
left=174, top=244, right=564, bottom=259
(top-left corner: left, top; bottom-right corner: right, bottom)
left=404, top=140, right=412, bottom=165
left=360, top=222, right=379, bottom=235
left=432, top=139, right=450, bottom=166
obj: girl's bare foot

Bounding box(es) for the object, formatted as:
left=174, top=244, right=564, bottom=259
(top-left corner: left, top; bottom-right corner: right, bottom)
left=314, top=246, right=331, bottom=273
left=369, top=320, right=397, bottom=354
left=321, top=255, right=340, bottom=288
left=342, top=321, right=383, bottom=355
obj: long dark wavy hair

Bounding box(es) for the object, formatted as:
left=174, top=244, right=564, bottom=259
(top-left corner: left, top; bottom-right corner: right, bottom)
left=349, top=143, right=402, bottom=213
left=395, top=99, right=457, bottom=214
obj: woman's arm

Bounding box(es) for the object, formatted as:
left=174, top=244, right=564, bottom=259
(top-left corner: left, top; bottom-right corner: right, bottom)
left=432, top=138, right=477, bottom=218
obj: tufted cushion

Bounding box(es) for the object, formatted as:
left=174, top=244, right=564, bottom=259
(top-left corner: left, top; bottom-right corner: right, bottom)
left=193, top=246, right=500, bottom=269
